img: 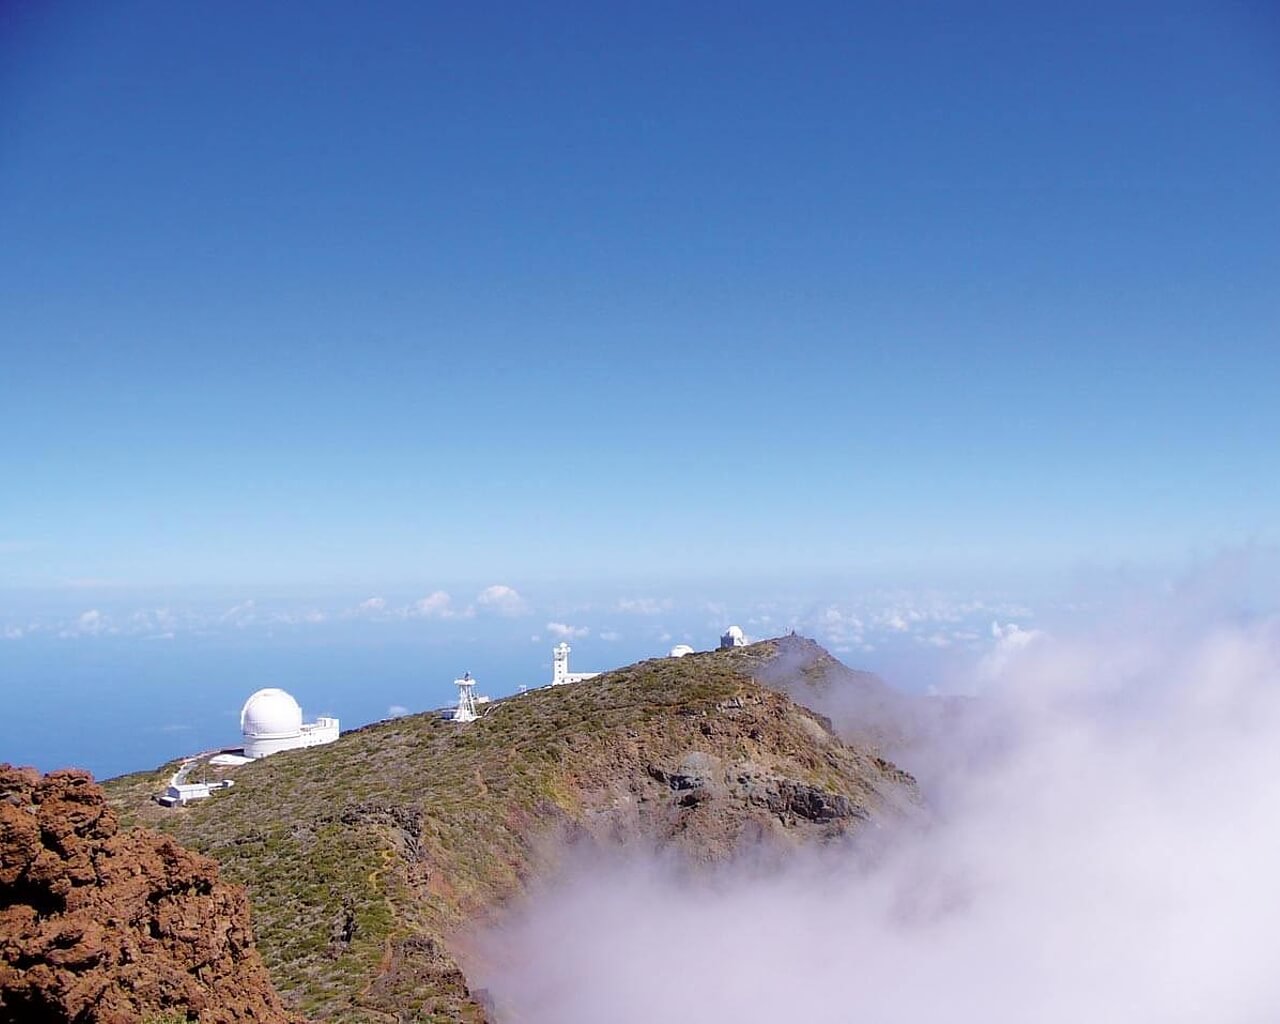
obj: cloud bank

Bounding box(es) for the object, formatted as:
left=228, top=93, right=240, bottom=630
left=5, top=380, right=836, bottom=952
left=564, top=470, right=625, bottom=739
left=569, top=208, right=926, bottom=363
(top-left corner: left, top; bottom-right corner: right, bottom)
left=473, top=604, right=1280, bottom=1023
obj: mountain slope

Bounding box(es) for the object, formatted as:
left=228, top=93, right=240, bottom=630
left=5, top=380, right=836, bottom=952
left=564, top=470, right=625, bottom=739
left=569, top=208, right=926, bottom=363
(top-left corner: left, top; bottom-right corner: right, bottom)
left=742, top=633, right=974, bottom=760
left=104, top=640, right=918, bottom=1023
left=735, top=633, right=908, bottom=744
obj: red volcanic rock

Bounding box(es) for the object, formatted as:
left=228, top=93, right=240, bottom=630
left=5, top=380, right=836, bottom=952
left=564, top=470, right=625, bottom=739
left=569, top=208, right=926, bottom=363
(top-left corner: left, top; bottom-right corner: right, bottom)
left=0, top=765, right=295, bottom=1024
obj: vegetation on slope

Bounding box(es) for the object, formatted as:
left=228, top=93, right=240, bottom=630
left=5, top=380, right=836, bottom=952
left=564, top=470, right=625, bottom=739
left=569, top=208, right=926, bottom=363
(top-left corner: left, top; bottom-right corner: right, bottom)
left=104, top=640, right=916, bottom=1023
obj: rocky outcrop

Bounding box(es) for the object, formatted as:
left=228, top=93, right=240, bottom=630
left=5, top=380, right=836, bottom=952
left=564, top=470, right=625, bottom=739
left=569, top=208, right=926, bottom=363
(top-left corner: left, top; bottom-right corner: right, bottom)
left=0, top=765, right=293, bottom=1024
left=646, top=755, right=865, bottom=822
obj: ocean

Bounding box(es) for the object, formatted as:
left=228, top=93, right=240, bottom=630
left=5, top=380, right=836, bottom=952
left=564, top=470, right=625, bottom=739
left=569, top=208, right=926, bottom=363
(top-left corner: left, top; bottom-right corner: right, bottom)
left=0, top=633, right=566, bottom=780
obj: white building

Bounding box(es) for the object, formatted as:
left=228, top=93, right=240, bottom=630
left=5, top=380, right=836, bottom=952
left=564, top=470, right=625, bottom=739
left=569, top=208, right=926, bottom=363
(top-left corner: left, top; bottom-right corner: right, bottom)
left=240, top=688, right=339, bottom=759
left=550, top=641, right=599, bottom=686
left=719, top=625, right=746, bottom=649
left=669, top=644, right=695, bottom=658
left=208, top=752, right=253, bottom=768
left=159, top=780, right=234, bottom=807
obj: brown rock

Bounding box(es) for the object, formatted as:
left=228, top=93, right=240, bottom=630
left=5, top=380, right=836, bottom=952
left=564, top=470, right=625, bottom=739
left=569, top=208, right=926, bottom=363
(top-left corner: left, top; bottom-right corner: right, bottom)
left=0, top=764, right=297, bottom=1024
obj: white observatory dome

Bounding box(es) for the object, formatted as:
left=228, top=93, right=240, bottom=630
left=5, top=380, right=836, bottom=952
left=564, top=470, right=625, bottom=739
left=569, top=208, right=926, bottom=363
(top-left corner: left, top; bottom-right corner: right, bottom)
left=669, top=644, right=695, bottom=658
left=720, top=625, right=747, bottom=649
left=240, top=688, right=304, bottom=739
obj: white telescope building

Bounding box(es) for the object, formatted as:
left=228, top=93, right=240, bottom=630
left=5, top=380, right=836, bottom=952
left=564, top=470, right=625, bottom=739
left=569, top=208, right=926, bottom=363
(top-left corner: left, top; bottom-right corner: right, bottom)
left=240, top=688, right=339, bottom=759
left=550, top=642, right=599, bottom=686
left=719, top=625, right=747, bottom=649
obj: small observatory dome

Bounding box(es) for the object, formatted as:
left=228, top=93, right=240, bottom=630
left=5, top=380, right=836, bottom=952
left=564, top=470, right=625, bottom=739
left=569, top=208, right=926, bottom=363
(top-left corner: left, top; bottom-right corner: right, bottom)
left=719, top=625, right=746, bottom=649
left=240, top=688, right=304, bottom=739
left=669, top=644, right=695, bottom=658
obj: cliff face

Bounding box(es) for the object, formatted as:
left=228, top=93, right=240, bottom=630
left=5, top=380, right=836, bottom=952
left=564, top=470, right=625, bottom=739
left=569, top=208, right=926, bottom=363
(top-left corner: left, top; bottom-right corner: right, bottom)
left=103, top=640, right=918, bottom=1024
left=0, top=766, right=293, bottom=1024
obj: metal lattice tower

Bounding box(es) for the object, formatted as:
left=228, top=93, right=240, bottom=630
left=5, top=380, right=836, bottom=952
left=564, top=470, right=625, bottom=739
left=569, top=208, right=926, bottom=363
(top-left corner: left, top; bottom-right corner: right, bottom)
left=452, top=672, right=479, bottom=723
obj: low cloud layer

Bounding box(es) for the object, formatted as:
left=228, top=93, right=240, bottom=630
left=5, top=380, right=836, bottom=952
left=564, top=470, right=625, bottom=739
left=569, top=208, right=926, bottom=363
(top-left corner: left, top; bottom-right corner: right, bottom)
left=473, top=604, right=1280, bottom=1023
left=0, top=584, right=1037, bottom=658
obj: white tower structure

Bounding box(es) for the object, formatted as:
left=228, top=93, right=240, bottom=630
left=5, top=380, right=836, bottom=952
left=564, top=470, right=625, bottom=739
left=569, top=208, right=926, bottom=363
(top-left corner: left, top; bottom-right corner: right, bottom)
left=550, top=642, right=599, bottom=687
left=552, top=642, right=570, bottom=685
left=719, top=625, right=747, bottom=649
left=240, top=688, right=339, bottom=759
left=452, top=672, right=480, bottom=723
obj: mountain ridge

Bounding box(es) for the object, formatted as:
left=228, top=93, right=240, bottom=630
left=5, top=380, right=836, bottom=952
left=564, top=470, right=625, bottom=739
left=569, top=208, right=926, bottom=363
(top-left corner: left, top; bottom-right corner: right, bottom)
left=101, top=637, right=917, bottom=1022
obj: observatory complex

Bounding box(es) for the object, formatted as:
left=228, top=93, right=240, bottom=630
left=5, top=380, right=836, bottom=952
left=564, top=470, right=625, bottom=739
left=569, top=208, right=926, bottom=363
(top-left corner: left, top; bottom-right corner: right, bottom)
left=440, top=643, right=591, bottom=726
left=159, top=630, right=757, bottom=810
left=155, top=687, right=339, bottom=808
left=239, top=688, right=339, bottom=758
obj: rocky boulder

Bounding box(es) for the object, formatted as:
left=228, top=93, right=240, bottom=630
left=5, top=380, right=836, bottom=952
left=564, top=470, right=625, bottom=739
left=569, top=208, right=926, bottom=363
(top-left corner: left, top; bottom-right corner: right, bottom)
left=0, top=765, right=294, bottom=1024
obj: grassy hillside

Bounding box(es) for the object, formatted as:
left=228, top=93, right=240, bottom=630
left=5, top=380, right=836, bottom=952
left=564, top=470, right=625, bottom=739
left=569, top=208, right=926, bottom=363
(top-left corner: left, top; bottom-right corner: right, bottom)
left=104, top=640, right=916, bottom=1023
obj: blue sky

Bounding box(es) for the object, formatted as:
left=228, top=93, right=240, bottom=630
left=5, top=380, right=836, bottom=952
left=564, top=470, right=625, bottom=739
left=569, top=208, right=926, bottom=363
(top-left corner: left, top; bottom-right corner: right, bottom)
left=3, top=2, right=1278, bottom=591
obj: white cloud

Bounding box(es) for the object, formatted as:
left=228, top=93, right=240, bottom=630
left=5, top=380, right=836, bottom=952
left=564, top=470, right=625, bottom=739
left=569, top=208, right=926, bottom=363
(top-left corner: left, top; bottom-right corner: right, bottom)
left=820, top=606, right=865, bottom=648
left=546, top=622, right=589, bottom=639
left=220, top=599, right=258, bottom=626
left=407, top=591, right=472, bottom=620
left=477, top=584, right=529, bottom=616
left=617, top=597, right=673, bottom=616
left=599, top=630, right=622, bottom=642
left=978, top=620, right=1044, bottom=679
left=341, top=595, right=393, bottom=621
left=65, top=608, right=111, bottom=637
left=388, top=704, right=409, bottom=718
left=990, top=619, right=1037, bottom=645
left=268, top=608, right=328, bottom=626
left=881, top=611, right=911, bottom=632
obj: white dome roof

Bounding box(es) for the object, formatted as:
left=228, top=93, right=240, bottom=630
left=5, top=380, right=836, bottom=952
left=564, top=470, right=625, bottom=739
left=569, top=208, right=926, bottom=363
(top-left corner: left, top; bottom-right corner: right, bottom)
left=725, top=625, right=744, bottom=639
left=241, top=688, right=303, bottom=738
left=669, top=644, right=695, bottom=658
